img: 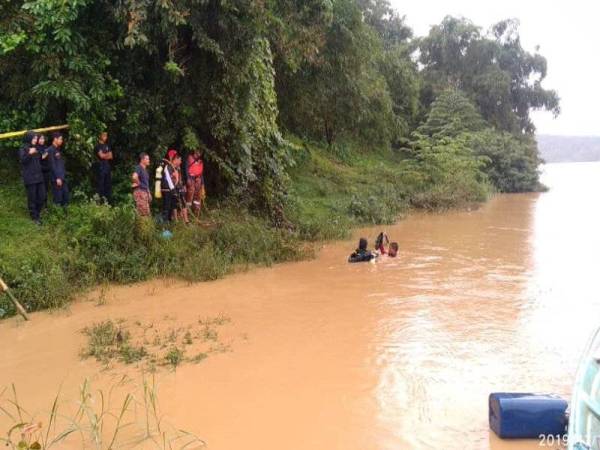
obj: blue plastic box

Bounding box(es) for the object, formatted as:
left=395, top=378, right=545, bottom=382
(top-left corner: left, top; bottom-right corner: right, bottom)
left=489, top=393, right=568, bottom=439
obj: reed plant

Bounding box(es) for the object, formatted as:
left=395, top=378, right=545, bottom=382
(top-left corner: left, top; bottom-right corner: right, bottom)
left=0, top=376, right=204, bottom=449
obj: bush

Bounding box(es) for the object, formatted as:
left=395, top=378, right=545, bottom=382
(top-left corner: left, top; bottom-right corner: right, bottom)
left=291, top=214, right=352, bottom=242
left=175, top=242, right=232, bottom=282
left=0, top=195, right=308, bottom=315
left=348, top=184, right=408, bottom=224
left=408, top=134, right=491, bottom=209
left=0, top=243, right=73, bottom=314
left=212, top=216, right=299, bottom=265
left=46, top=202, right=155, bottom=282
left=467, top=129, right=543, bottom=193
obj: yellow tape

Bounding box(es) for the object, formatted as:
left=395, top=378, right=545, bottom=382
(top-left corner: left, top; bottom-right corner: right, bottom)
left=0, top=124, right=69, bottom=140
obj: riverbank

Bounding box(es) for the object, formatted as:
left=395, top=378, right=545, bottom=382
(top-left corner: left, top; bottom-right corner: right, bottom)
left=0, top=138, right=490, bottom=317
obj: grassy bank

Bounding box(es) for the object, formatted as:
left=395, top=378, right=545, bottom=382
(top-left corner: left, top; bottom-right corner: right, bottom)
left=0, top=138, right=490, bottom=317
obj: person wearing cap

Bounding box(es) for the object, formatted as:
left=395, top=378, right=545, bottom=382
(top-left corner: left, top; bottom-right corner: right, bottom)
left=47, top=132, right=69, bottom=208
left=19, top=131, right=45, bottom=224
left=95, top=131, right=113, bottom=204
left=160, top=149, right=178, bottom=222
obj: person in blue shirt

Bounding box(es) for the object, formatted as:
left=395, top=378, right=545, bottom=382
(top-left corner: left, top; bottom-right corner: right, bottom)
left=47, top=132, right=69, bottom=208
left=132, top=153, right=152, bottom=216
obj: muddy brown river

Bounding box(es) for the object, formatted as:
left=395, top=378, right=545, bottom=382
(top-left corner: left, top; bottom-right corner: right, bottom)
left=2, top=162, right=600, bottom=449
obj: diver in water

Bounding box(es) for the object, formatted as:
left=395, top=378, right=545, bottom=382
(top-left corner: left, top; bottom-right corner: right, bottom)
left=374, top=231, right=389, bottom=255
left=374, top=231, right=400, bottom=258
left=348, top=238, right=376, bottom=263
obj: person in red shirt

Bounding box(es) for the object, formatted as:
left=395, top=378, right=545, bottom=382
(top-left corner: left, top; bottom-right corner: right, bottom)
left=186, top=148, right=204, bottom=217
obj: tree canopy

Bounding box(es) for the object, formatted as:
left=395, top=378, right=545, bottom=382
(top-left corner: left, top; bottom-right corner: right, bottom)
left=0, top=1, right=560, bottom=219
left=419, top=16, right=560, bottom=134
left=417, top=89, right=485, bottom=138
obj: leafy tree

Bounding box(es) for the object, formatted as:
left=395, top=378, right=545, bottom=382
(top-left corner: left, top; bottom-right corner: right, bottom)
left=359, top=0, right=420, bottom=142
left=276, top=0, right=395, bottom=147
left=419, top=16, right=559, bottom=134
left=415, top=88, right=542, bottom=193
left=418, top=16, right=480, bottom=90
left=0, top=1, right=561, bottom=216
left=0, top=0, right=332, bottom=221
left=0, top=0, right=122, bottom=167
left=467, top=129, right=542, bottom=192
left=418, top=88, right=485, bottom=138
left=409, top=133, right=490, bottom=209
left=377, top=46, right=420, bottom=141
left=267, top=0, right=333, bottom=72
left=359, top=0, right=412, bottom=49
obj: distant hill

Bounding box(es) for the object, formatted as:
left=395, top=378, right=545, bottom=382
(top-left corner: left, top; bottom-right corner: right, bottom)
left=537, top=135, right=600, bottom=163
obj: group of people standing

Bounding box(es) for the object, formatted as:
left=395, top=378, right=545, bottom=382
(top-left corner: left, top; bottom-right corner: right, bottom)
left=132, top=147, right=205, bottom=223
left=18, top=130, right=204, bottom=225
left=18, top=131, right=69, bottom=224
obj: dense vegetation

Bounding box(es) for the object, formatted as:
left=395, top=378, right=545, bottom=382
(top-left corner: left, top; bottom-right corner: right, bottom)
left=0, top=0, right=559, bottom=315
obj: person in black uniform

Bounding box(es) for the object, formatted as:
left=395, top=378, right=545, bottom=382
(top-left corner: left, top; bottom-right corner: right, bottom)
left=36, top=133, right=50, bottom=205
left=19, top=131, right=45, bottom=224
left=47, top=132, right=69, bottom=208
left=95, top=131, right=113, bottom=203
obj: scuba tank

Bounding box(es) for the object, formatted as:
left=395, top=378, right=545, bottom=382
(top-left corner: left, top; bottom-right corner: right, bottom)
left=155, top=165, right=163, bottom=199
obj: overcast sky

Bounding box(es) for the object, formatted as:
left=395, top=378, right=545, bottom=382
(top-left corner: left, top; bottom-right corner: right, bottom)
left=390, top=0, right=598, bottom=137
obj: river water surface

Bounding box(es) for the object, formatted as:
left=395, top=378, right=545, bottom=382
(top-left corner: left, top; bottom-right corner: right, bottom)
left=2, top=162, right=600, bottom=449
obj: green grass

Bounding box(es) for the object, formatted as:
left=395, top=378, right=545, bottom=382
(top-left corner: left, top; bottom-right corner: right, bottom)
left=164, top=346, right=184, bottom=369
left=287, top=141, right=401, bottom=240
left=0, top=136, right=489, bottom=317
left=81, top=320, right=134, bottom=364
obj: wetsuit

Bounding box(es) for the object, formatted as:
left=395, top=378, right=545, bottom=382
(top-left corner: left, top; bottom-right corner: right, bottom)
left=348, top=249, right=376, bottom=263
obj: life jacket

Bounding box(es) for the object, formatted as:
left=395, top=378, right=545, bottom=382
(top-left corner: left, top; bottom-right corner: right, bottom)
left=187, top=155, right=203, bottom=178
